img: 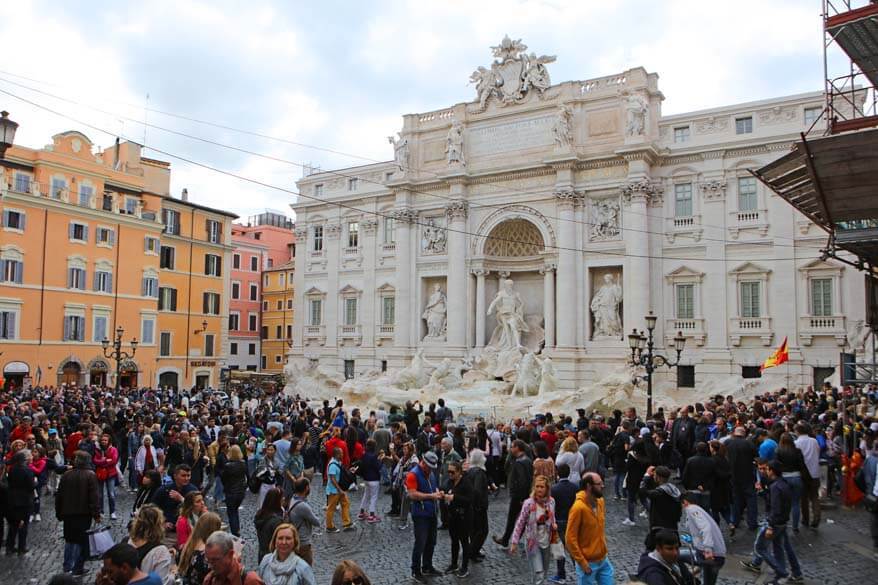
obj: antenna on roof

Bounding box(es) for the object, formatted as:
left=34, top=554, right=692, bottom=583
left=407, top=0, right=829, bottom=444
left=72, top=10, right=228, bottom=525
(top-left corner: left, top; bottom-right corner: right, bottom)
left=143, top=93, right=150, bottom=151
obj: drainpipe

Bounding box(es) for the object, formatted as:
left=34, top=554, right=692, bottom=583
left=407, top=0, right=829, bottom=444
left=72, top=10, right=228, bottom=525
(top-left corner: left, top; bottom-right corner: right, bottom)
left=184, top=208, right=195, bottom=386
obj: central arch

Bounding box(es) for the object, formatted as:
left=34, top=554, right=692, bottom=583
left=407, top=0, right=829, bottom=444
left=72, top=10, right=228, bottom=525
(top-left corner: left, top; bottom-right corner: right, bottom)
left=484, top=218, right=545, bottom=257
left=472, top=204, right=556, bottom=256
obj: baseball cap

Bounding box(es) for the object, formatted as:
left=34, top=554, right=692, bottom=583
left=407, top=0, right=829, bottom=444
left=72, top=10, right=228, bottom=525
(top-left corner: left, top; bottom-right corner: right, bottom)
left=423, top=451, right=439, bottom=469
left=48, top=428, right=58, bottom=435
left=640, top=427, right=651, bottom=437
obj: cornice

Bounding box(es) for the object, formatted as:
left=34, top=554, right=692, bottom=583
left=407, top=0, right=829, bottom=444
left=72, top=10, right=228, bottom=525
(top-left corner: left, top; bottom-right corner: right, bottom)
left=2, top=190, right=164, bottom=232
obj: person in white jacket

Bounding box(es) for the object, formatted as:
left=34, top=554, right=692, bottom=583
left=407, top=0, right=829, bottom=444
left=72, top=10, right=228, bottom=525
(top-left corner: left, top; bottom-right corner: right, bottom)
left=680, top=491, right=727, bottom=585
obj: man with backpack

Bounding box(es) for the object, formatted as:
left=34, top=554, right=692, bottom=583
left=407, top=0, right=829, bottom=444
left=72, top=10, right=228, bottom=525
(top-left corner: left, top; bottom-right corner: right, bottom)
left=406, top=451, right=443, bottom=583
left=287, top=478, right=321, bottom=566
left=325, top=447, right=354, bottom=533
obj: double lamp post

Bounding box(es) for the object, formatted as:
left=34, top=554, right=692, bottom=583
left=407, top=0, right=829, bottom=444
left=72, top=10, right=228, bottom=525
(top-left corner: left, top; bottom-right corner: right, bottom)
left=628, top=311, right=687, bottom=418
left=102, top=326, right=138, bottom=392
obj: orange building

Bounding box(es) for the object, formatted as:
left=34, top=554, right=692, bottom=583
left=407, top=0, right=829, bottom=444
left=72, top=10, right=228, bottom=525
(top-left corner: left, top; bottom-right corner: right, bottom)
left=260, top=259, right=295, bottom=372
left=0, top=127, right=236, bottom=390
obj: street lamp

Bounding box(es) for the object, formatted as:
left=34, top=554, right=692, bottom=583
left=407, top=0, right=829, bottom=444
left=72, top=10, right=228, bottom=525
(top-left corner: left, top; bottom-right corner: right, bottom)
left=0, top=111, right=18, bottom=158
left=194, top=319, right=209, bottom=335
left=102, top=325, right=138, bottom=392
left=628, top=311, right=687, bottom=418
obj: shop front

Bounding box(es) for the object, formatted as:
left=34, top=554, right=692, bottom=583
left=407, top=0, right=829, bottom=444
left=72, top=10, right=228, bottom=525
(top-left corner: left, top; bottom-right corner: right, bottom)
left=3, top=361, right=29, bottom=391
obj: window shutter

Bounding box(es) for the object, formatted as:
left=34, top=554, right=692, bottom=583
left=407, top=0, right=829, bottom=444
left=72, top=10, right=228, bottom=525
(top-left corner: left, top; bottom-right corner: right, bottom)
left=1, top=210, right=7, bottom=226
left=203, top=293, right=209, bottom=314
left=216, top=257, right=221, bottom=277
left=14, top=261, right=23, bottom=284
left=6, top=312, right=14, bottom=339
left=107, top=273, right=113, bottom=292
left=19, top=213, right=25, bottom=231
left=77, top=317, right=85, bottom=341
left=93, top=271, right=100, bottom=291
left=63, top=316, right=70, bottom=340
left=142, top=278, right=148, bottom=296
left=109, top=230, right=115, bottom=246
left=204, top=255, right=210, bottom=275
left=68, top=223, right=74, bottom=239
left=83, top=225, right=89, bottom=241
left=171, top=289, right=177, bottom=311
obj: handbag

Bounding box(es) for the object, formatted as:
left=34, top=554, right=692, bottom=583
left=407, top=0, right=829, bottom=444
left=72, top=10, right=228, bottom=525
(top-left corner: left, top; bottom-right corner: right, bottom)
left=549, top=527, right=565, bottom=560
left=864, top=493, right=878, bottom=513
left=95, top=466, right=110, bottom=482
left=87, top=525, right=115, bottom=560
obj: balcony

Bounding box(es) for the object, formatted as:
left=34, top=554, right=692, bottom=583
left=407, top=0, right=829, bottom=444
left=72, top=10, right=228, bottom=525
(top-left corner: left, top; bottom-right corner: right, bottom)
left=376, top=323, right=395, bottom=346
left=343, top=246, right=359, bottom=256
left=310, top=249, right=324, bottom=258
left=303, top=324, right=325, bottom=347
left=338, top=324, right=362, bottom=345
left=728, top=209, right=769, bottom=239
left=730, top=316, right=773, bottom=346
left=665, top=215, right=703, bottom=243
left=799, top=315, right=847, bottom=346
left=666, top=318, right=706, bottom=346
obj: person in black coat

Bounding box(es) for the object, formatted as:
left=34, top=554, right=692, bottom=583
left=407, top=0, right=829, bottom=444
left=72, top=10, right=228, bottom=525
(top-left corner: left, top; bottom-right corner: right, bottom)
left=708, top=441, right=732, bottom=526
left=550, top=463, right=580, bottom=582
left=219, top=445, right=248, bottom=536
left=640, top=465, right=682, bottom=549
left=443, top=461, right=473, bottom=577
left=671, top=410, right=696, bottom=462
left=636, top=529, right=696, bottom=585
left=465, top=450, right=490, bottom=562
left=725, top=427, right=759, bottom=532
left=6, top=449, right=36, bottom=554
left=494, top=440, right=533, bottom=547
left=682, top=442, right=716, bottom=512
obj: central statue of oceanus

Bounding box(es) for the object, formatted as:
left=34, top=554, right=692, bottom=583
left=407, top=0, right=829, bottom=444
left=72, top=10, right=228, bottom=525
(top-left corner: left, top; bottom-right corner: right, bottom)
left=486, top=279, right=529, bottom=350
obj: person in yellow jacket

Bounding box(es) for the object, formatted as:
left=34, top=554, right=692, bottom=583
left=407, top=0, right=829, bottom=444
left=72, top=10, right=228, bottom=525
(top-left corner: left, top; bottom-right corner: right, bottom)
left=565, top=472, right=615, bottom=585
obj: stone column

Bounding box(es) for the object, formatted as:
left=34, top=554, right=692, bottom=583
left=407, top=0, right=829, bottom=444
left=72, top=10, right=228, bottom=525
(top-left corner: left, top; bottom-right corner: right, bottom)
left=393, top=207, right=416, bottom=348
left=474, top=269, right=488, bottom=348
left=541, top=264, right=556, bottom=348
left=291, top=225, right=309, bottom=354
left=360, top=219, right=378, bottom=354
left=324, top=222, right=342, bottom=349
left=621, top=180, right=658, bottom=333
left=445, top=201, right=468, bottom=349
left=555, top=188, right=579, bottom=348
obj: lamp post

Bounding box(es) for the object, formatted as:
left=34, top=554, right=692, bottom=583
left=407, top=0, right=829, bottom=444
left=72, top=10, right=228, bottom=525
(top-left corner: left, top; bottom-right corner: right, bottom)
left=628, top=311, right=687, bottom=418
left=0, top=111, right=18, bottom=158
left=102, top=326, right=138, bottom=392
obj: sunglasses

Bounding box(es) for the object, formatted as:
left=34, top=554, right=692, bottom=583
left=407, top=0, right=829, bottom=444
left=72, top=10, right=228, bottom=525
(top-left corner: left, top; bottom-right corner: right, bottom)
left=343, top=578, right=365, bottom=585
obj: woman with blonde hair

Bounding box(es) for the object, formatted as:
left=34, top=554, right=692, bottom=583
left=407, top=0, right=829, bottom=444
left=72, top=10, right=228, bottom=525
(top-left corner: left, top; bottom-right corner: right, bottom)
left=257, top=523, right=316, bottom=585
left=178, top=511, right=222, bottom=585
left=509, top=475, right=558, bottom=585
left=127, top=504, right=175, bottom=585
left=554, top=436, right=584, bottom=481
left=330, top=560, right=372, bottom=585
left=175, top=490, right=206, bottom=549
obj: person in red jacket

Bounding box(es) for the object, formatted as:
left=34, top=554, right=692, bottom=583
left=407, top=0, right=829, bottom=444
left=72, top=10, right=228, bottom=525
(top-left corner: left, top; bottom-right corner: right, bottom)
left=9, top=415, right=33, bottom=444
left=64, top=423, right=89, bottom=461
left=93, top=432, right=120, bottom=519
left=324, top=427, right=350, bottom=471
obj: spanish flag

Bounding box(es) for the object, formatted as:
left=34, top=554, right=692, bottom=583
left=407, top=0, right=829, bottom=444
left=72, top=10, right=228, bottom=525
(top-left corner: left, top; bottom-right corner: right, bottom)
left=760, top=337, right=789, bottom=371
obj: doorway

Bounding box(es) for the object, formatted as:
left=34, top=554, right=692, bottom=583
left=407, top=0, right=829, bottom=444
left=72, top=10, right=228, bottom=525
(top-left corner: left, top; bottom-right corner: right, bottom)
left=3, top=362, right=28, bottom=391
left=60, top=362, right=81, bottom=386
left=159, top=371, right=179, bottom=390
left=813, top=367, right=834, bottom=389
left=195, top=374, right=210, bottom=389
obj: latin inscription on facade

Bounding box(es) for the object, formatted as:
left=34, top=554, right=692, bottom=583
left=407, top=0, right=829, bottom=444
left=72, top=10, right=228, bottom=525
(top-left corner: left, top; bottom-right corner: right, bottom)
left=467, top=115, right=554, bottom=156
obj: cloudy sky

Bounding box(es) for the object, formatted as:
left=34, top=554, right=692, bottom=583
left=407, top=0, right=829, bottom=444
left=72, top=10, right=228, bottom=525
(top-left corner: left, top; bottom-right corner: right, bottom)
left=1, top=0, right=839, bottom=219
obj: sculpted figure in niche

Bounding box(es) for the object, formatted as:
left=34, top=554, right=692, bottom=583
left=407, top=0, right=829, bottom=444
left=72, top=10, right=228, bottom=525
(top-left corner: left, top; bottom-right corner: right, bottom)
left=388, top=133, right=409, bottom=172
left=445, top=121, right=465, bottom=166
left=625, top=93, right=648, bottom=137
left=591, top=273, right=623, bottom=338
left=590, top=198, right=620, bottom=241
left=487, top=279, right=529, bottom=350
left=422, top=284, right=447, bottom=339
left=421, top=218, right=447, bottom=255
left=552, top=104, right=573, bottom=147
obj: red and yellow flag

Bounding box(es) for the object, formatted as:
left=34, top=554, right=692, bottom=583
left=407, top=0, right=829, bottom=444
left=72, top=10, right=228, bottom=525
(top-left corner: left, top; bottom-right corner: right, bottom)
left=760, top=337, right=789, bottom=371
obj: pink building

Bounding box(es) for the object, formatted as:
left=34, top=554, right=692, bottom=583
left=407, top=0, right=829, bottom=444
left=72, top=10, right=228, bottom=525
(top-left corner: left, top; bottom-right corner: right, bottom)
left=228, top=212, right=295, bottom=371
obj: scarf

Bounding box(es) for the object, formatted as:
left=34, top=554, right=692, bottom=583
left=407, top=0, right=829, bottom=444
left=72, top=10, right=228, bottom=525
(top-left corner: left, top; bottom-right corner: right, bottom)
left=260, top=553, right=301, bottom=585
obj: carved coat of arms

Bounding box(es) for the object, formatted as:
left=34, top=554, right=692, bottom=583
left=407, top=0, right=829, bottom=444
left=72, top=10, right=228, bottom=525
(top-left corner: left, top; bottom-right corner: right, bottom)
left=469, top=36, right=556, bottom=111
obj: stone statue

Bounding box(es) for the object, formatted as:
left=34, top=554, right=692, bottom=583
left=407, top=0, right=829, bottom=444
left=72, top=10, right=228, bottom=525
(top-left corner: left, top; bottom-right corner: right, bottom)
left=523, top=53, right=554, bottom=95
left=487, top=279, right=529, bottom=350
left=591, top=273, right=623, bottom=338
left=590, top=198, right=621, bottom=241
left=512, top=352, right=541, bottom=396
left=422, top=283, right=447, bottom=340
left=421, top=217, right=447, bottom=255
left=552, top=104, right=573, bottom=147
left=394, top=348, right=435, bottom=389
left=428, top=358, right=463, bottom=389
left=538, top=356, right=559, bottom=395
left=469, top=37, right=556, bottom=110
left=445, top=121, right=465, bottom=166
left=469, top=66, right=497, bottom=111
left=388, top=133, right=409, bottom=172
left=625, top=93, right=648, bottom=137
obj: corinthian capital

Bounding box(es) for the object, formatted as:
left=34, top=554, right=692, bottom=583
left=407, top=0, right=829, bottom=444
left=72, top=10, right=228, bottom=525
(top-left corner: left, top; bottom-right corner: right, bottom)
left=391, top=207, right=418, bottom=224
left=554, top=186, right=581, bottom=210
left=360, top=219, right=379, bottom=234
left=445, top=200, right=468, bottom=221
left=294, top=226, right=308, bottom=240
left=621, top=179, right=663, bottom=205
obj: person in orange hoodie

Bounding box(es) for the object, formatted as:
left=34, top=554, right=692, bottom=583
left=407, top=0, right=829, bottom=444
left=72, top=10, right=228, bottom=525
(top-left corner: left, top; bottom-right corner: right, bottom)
left=565, top=472, right=615, bottom=585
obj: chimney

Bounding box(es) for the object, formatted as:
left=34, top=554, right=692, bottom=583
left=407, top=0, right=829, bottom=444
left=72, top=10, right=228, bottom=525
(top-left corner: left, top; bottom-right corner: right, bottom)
left=181, top=188, right=189, bottom=201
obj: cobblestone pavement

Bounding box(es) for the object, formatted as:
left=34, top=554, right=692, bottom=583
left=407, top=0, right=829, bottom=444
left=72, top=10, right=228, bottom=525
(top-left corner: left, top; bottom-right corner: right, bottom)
left=4, top=475, right=876, bottom=584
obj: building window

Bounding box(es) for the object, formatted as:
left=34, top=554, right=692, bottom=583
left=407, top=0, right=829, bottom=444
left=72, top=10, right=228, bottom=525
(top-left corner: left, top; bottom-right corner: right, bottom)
left=14, top=173, right=31, bottom=193
left=251, top=256, right=258, bottom=271
left=275, top=354, right=282, bottom=364
left=229, top=312, right=240, bottom=331
left=63, top=315, right=86, bottom=341
left=233, top=254, right=241, bottom=269
left=250, top=284, right=258, bottom=301
left=735, top=116, right=753, bottom=134
left=381, top=360, right=388, bottom=372
left=267, top=259, right=273, bottom=268
left=204, top=254, right=222, bottom=277
left=738, top=177, right=758, bottom=212
left=313, top=226, right=324, bottom=252
left=309, top=299, right=322, bottom=326
left=230, top=342, right=238, bottom=355
left=162, top=209, right=181, bottom=235
left=279, top=273, right=285, bottom=287
left=204, top=334, right=215, bottom=357
left=248, top=343, right=256, bottom=355
left=51, top=177, right=67, bottom=199
left=231, top=282, right=240, bottom=299
left=0, top=259, right=23, bottom=283
left=93, top=270, right=113, bottom=293
left=348, top=177, right=358, bottom=191
left=69, top=222, right=89, bottom=242
left=93, top=315, right=108, bottom=343
left=675, top=284, right=695, bottom=319
left=344, top=360, right=355, bottom=380
left=141, top=317, right=155, bottom=344
left=286, top=324, right=292, bottom=339
left=261, top=355, right=267, bottom=369
left=68, top=267, right=87, bottom=290
left=674, top=183, right=693, bottom=217
left=0, top=310, right=17, bottom=339
left=160, top=246, right=175, bottom=270
left=383, top=296, right=396, bottom=325
left=206, top=219, right=221, bottom=243
left=673, top=126, right=690, bottom=143
left=264, top=274, right=269, bottom=287
left=2, top=210, right=25, bottom=231
left=276, top=300, right=283, bottom=310
left=249, top=313, right=257, bottom=331
left=677, top=365, right=695, bottom=388
left=144, top=236, right=160, bottom=254
left=96, top=227, right=116, bottom=247
left=314, top=184, right=324, bottom=197
left=263, top=300, right=269, bottom=311
left=286, top=299, right=293, bottom=309
left=740, top=281, right=761, bottom=318
left=804, top=106, right=822, bottom=127
left=125, top=197, right=137, bottom=214
left=159, top=287, right=178, bottom=311
left=159, top=332, right=172, bottom=356
left=275, top=325, right=282, bottom=339
left=810, top=278, right=833, bottom=316
left=261, top=326, right=268, bottom=340
left=348, top=222, right=359, bottom=248
left=78, top=185, right=93, bottom=208
left=142, top=276, right=159, bottom=298
left=203, top=292, right=220, bottom=315
left=344, top=297, right=359, bottom=326
left=741, top=365, right=762, bottom=379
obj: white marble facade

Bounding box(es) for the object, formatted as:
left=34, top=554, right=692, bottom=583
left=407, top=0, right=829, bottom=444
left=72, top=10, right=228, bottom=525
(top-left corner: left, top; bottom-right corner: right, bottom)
left=290, top=39, right=866, bottom=391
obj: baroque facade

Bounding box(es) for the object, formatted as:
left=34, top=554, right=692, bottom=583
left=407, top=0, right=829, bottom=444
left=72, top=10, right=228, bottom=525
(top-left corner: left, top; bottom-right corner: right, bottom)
left=290, top=39, right=866, bottom=390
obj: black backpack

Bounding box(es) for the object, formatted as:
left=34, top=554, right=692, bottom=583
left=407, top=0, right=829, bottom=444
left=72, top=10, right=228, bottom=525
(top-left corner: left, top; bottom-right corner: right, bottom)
left=331, top=461, right=357, bottom=491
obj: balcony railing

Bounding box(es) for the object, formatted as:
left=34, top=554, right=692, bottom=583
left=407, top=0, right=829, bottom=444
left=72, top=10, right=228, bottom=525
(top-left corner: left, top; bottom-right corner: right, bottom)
left=377, top=324, right=395, bottom=336
left=666, top=318, right=706, bottom=346
left=381, top=243, right=396, bottom=254
left=730, top=316, right=773, bottom=346
left=799, top=314, right=847, bottom=346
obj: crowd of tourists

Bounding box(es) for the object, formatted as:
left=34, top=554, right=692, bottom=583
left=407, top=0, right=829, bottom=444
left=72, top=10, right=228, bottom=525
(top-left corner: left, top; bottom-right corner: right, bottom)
left=0, top=381, right=876, bottom=585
